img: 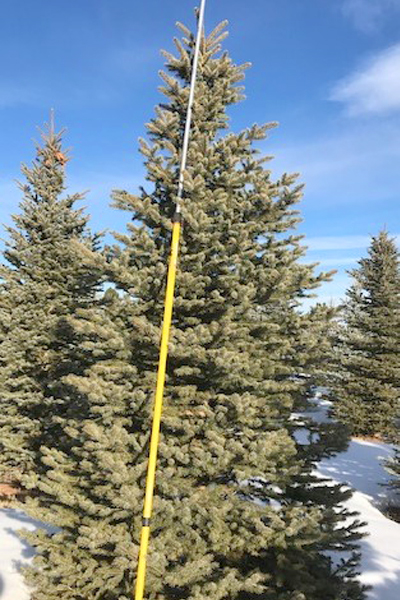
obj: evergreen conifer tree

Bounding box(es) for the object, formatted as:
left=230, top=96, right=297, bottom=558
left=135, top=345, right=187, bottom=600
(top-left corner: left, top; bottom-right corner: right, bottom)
left=385, top=447, right=400, bottom=494
left=22, top=20, right=365, bottom=600
left=0, top=122, right=102, bottom=480
left=332, top=231, right=400, bottom=438
left=290, top=303, right=351, bottom=461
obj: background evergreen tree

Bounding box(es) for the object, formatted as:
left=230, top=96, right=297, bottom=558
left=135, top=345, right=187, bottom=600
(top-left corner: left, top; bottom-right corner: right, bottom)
left=386, top=447, right=400, bottom=493
left=22, top=20, right=365, bottom=600
left=289, top=303, right=351, bottom=461
left=21, top=288, right=142, bottom=599
left=332, top=230, right=400, bottom=438
left=0, top=122, right=102, bottom=480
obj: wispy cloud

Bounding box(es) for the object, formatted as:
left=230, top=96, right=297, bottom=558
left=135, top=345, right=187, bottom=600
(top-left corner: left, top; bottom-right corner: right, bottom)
left=315, top=256, right=358, bottom=266
left=304, top=233, right=399, bottom=306
left=0, top=80, right=120, bottom=110
left=306, top=235, right=371, bottom=251
left=306, top=234, right=399, bottom=251
left=301, top=271, right=353, bottom=308
left=0, top=83, right=41, bottom=109
left=106, top=44, right=159, bottom=74
left=68, top=170, right=145, bottom=199
left=300, top=255, right=359, bottom=268
left=341, top=0, right=400, bottom=33
left=0, top=180, right=21, bottom=207
left=0, top=41, right=157, bottom=110
left=269, top=119, right=400, bottom=206
left=331, top=43, right=400, bottom=116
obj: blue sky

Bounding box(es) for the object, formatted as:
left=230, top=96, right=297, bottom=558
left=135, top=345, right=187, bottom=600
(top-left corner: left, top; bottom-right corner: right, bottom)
left=1, top=0, right=399, bottom=304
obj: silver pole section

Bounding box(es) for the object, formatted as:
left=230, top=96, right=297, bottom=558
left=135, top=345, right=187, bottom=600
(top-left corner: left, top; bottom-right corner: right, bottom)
left=175, top=0, right=207, bottom=214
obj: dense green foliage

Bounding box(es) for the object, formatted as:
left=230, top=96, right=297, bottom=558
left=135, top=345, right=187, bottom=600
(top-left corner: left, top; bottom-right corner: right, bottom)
left=0, top=125, right=102, bottom=479
left=12, top=20, right=365, bottom=600
left=332, top=231, right=400, bottom=438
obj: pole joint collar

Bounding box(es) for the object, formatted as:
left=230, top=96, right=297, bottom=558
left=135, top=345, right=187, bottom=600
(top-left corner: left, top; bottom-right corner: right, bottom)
left=172, top=211, right=183, bottom=224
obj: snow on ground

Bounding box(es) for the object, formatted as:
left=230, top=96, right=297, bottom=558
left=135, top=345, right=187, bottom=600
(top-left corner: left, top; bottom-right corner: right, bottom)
left=1, top=398, right=399, bottom=599
left=0, top=509, right=45, bottom=599
left=319, top=440, right=400, bottom=599
left=306, top=397, right=400, bottom=600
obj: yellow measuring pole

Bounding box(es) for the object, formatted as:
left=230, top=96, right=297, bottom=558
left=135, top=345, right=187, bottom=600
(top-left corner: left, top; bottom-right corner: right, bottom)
left=133, top=2, right=207, bottom=599
left=134, top=216, right=181, bottom=600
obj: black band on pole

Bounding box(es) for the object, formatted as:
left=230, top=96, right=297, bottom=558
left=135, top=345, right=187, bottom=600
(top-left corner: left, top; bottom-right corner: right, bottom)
left=172, top=211, right=183, bottom=224
left=142, top=517, right=151, bottom=526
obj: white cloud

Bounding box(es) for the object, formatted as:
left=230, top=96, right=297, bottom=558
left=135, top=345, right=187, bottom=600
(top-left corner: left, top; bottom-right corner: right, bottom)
left=269, top=119, right=400, bottom=206
left=302, top=294, right=344, bottom=309
left=0, top=180, right=21, bottom=208
left=0, top=84, right=41, bottom=109
left=315, top=256, right=358, bottom=266
left=306, top=234, right=399, bottom=251
left=0, top=81, right=120, bottom=110
left=306, top=235, right=371, bottom=251
left=331, top=43, right=400, bottom=116
left=341, top=0, right=400, bottom=33
left=106, top=45, right=158, bottom=74
left=0, top=41, right=156, bottom=110
left=68, top=171, right=145, bottom=200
